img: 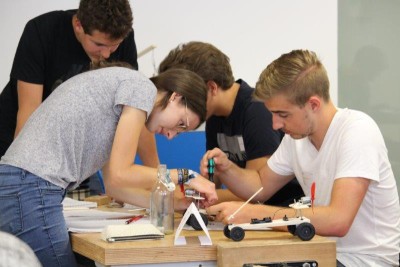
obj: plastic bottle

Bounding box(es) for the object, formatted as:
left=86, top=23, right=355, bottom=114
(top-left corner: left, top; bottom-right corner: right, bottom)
left=150, top=164, right=174, bottom=234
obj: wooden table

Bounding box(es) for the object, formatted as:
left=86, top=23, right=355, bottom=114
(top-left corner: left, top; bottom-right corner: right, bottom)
left=71, top=223, right=336, bottom=267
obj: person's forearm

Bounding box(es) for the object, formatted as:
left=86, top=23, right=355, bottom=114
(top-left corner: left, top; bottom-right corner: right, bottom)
left=216, top=189, right=243, bottom=203
left=108, top=187, right=151, bottom=208
left=137, top=128, right=160, bottom=167
left=261, top=204, right=349, bottom=237
left=103, top=163, right=158, bottom=193
left=105, top=186, right=192, bottom=212
left=219, top=164, right=264, bottom=200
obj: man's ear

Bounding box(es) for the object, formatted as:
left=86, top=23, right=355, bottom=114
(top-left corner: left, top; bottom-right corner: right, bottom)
left=73, top=15, right=84, bottom=33
left=308, top=96, right=321, bottom=111
left=206, top=81, right=218, bottom=96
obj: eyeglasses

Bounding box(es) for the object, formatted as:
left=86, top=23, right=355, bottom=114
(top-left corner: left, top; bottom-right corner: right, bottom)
left=175, top=97, right=190, bottom=132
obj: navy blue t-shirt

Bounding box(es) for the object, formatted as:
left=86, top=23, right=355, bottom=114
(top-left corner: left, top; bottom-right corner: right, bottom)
left=206, top=80, right=283, bottom=168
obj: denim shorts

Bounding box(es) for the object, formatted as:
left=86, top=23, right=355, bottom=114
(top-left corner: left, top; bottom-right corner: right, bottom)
left=0, top=164, right=77, bottom=267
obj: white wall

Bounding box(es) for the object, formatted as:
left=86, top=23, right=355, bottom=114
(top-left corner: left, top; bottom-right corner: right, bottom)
left=0, top=0, right=80, bottom=89
left=0, top=0, right=337, bottom=103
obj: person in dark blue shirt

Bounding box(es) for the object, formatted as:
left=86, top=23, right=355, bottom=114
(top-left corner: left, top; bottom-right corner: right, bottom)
left=159, top=41, right=304, bottom=206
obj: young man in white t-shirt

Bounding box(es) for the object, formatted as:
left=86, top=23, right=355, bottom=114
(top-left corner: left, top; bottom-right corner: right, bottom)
left=202, top=49, right=400, bottom=266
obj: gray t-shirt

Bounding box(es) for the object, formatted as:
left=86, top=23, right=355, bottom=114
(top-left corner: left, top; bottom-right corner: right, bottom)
left=0, top=67, right=156, bottom=189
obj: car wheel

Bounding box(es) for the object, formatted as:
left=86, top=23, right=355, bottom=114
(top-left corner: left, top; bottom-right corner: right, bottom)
left=223, top=225, right=231, bottom=238
left=287, top=225, right=297, bottom=235
left=230, top=226, right=245, bottom=241
left=295, top=222, right=315, bottom=241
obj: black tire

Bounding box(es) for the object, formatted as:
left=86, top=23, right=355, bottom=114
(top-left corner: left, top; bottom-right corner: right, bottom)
left=188, top=213, right=209, bottom=230
left=287, top=225, right=297, bottom=236
left=230, top=226, right=245, bottom=241
left=223, top=225, right=231, bottom=238
left=295, top=222, right=315, bottom=241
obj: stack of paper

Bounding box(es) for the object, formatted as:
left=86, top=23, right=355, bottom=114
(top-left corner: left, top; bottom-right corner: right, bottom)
left=62, top=198, right=144, bottom=233
left=62, top=197, right=97, bottom=210
left=64, top=209, right=141, bottom=233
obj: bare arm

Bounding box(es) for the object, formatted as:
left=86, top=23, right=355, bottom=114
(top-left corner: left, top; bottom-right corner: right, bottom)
left=245, top=156, right=268, bottom=170
left=201, top=148, right=292, bottom=202
left=137, top=127, right=160, bottom=167
left=15, top=81, right=43, bottom=137
left=110, top=186, right=193, bottom=211
left=216, top=189, right=243, bottom=203
left=102, top=106, right=156, bottom=192
left=103, top=106, right=217, bottom=205
left=207, top=177, right=370, bottom=237
left=214, top=157, right=269, bottom=203
left=200, top=148, right=261, bottom=197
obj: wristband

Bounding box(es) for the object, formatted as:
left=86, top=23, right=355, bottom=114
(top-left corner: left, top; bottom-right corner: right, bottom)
left=177, top=168, right=198, bottom=188
left=165, top=169, right=175, bottom=191
left=177, top=168, right=185, bottom=193
left=177, top=169, right=183, bottom=184
left=186, top=169, right=199, bottom=185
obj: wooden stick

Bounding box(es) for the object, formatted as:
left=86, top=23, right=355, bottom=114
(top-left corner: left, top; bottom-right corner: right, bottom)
left=228, top=187, right=264, bottom=221
left=137, top=45, right=156, bottom=58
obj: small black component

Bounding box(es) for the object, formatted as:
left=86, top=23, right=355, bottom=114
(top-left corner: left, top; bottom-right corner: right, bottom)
left=186, top=213, right=209, bottom=230
left=250, top=217, right=272, bottom=224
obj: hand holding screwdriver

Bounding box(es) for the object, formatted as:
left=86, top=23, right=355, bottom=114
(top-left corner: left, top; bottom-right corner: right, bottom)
left=208, top=158, right=215, bottom=183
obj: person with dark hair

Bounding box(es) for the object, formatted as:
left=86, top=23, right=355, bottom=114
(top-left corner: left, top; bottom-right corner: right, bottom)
left=0, top=0, right=159, bottom=171
left=0, top=66, right=217, bottom=267
left=159, top=41, right=304, bottom=205
left=202, top=49, right=400, bottom=266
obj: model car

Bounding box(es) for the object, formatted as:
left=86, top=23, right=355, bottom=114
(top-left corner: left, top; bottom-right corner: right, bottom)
left=224, top=197, right=315, bottom=241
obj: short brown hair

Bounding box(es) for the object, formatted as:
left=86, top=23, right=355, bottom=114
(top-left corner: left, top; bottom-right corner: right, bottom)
left=158, top=41, right=235, bottom=90
left=255, top=49, right=330, bottom=107
left=77, top=0, right=133, bottom=40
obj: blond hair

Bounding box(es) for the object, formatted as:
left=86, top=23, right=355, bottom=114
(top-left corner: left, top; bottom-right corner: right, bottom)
left=255, top=50, right=330, bottom=107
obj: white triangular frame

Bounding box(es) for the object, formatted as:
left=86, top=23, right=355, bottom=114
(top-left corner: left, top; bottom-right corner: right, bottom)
left=174, top=202, right=212, bottom=245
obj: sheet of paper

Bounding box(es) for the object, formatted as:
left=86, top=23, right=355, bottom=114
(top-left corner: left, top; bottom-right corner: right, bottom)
left=64, top=208, right=149, bottom=233
left=123, top=203, right=148, bottom=213
left=63, top=209, right=133, bottom=219
left=62, top=197, right=97, bottom=210
left=67, top=219, right=127, bottom=233
left=66, top=216, right=150, bottom=233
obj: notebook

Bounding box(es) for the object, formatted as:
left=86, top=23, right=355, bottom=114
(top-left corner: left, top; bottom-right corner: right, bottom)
left=102, top=224, right=164, bottom=242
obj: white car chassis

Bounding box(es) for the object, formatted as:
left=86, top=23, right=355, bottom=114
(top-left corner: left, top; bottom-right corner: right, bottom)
left=224, top=197, right=316, bottom=242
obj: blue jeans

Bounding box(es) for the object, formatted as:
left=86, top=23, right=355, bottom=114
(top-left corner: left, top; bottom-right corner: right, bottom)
left=0, top=164, right=77, bottom=267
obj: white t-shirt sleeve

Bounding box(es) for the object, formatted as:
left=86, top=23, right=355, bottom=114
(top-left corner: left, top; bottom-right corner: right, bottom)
left=334, top=116, right=384, bottom=182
